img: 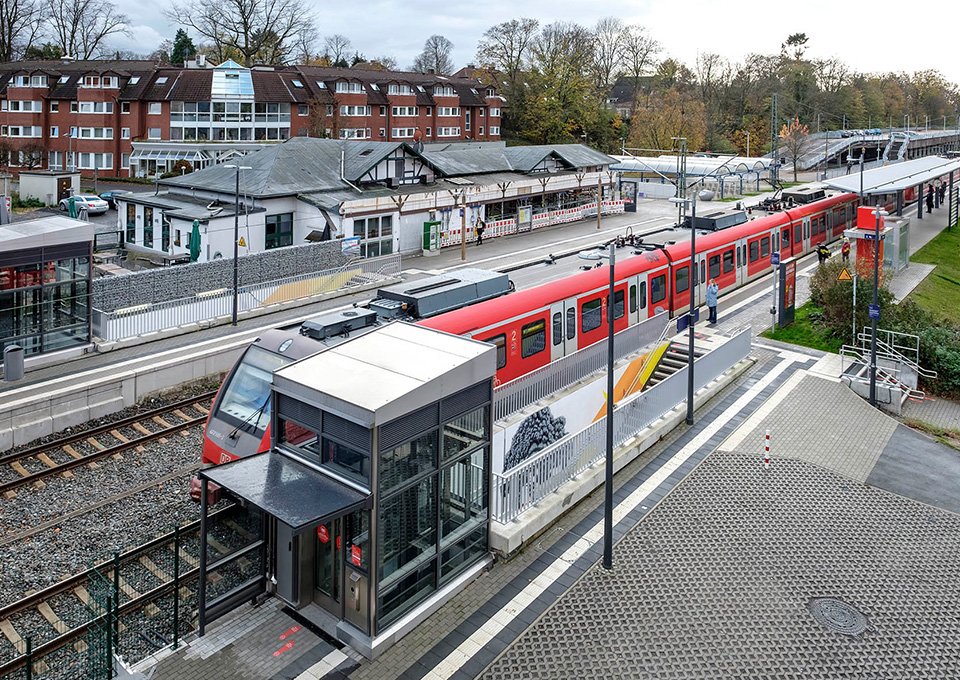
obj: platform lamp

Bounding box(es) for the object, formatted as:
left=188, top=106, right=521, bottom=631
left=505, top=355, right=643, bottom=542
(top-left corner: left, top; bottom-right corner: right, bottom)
left=669, top=191, right=698, bottom=427
left=224, top=163, right=252, bottom=326
left=869, top=207, right=888, bottom=407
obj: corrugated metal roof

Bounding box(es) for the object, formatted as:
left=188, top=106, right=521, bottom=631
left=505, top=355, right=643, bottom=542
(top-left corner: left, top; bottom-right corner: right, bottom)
left=821, top=156, right=960, bottom=194
left=418, top=146, right=514, bottom=175
left=504, top=144, right=613, bottom=171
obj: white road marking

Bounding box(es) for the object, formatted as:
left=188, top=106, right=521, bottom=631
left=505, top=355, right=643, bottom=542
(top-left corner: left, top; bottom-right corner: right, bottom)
left=422, top=357, right=797, bottom=680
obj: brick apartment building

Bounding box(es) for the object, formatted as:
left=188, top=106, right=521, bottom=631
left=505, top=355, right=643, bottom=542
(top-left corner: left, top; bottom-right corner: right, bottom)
left=0, top=58, right=503, bottom=181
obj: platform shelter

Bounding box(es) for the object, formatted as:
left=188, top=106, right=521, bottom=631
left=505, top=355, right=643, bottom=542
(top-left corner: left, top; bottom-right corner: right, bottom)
left=197, top=322, right=496, bottom=658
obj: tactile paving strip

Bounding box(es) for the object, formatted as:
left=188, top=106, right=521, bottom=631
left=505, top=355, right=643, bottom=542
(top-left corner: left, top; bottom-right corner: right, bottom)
left=481, top=453, right=960, bottom=679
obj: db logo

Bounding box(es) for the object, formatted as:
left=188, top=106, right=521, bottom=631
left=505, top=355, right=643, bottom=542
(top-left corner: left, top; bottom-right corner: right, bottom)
left=219, top=452, right=233, bottom=464
left=317, top=525, right=330, bottom=543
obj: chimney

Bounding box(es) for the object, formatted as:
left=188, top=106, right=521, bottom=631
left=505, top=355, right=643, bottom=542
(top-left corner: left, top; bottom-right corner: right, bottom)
left=426, top=68, right=435, bottom=75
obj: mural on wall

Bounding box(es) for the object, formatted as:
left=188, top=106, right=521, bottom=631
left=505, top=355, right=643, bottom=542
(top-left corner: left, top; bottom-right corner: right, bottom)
left=503, top=407, right=567, bottom=471
left=494, top=343, right=670, bottom=474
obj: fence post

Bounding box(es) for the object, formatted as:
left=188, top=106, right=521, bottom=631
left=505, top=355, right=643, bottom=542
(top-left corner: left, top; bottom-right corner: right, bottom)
left=173, top=525, right=181, bottom=649
left=24, top=636, right=32, bottom=680
left=106, top=595, right=114, bottom=677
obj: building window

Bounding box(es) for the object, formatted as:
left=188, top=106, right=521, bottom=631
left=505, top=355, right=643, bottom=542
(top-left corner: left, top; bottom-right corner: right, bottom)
left=490, top=126, right=500, bottom=135
left=298, top=104, right=307, bottom=116
left=479, top=109, right=485, bottom=118
left=50, top=126, right=58, bottom=137
left=143, top=207, right=153, bottom=248
left=478, top=126, right=483, bottom=135
left=387, top=84, right=413, bottom=95
left=335, top=81, right=363, bottom=94
left=437, top=127, right=460, bottom=137
left=354, top=215, right=393, bottom=257
left=121, top=102, right=130, bottom=114
left=391, top=127, right=415, bottom=138
left=148, top=102, right=161, bottom=115
left=379, top=106, right=386, bottom=116
left=265, top=213, right=293, bottom=249
left=340, top=105, right=370, bottom=116
left=147, top=128, right=161, bottom=140
left=433, top=85, right=455, bottom=97
left=76, top=101, right=113, bottom=114
left=391, top=106, right=418, bottom=116
left=425, top=127, right=431, bottom=136
left=48, top=151, right=63, bottom=170
left=50, top=101, right=59, bottom=113
left=121, top=128, right=129, bottom=139
left=121, top=152, right=130, bottom=170
left=437, top=107, right=460, bottom=117
left=490, top=108, right=501, bottom=117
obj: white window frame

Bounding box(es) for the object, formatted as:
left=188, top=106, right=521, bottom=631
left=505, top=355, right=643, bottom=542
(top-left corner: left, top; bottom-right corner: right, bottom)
left=121, top=127, right=130, bottom=139
left=490, top=108, right=501, bottom=117
left=437, top=107, right=460, bottom=117
left=391, top=127, right=415, bottom=138
left=437, top=126, right=460, bottom=137
left=490, top=126, right=500, bottom=135
left=148, top=102, right=162, bottom=115
left=50, top=101, right=59, bottom=113
left=50, top=126, right=58, bottom=137
left=147, top=127, right=161, bottom=140
left=391, top=106, right=418, bottom=117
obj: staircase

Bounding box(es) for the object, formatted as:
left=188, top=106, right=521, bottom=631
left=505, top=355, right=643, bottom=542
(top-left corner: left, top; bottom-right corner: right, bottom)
left=644, top=341, right=705, bottom=388
left=839, top=327, right=936, bottom=414
left=882, top=133, right=909, bottom=162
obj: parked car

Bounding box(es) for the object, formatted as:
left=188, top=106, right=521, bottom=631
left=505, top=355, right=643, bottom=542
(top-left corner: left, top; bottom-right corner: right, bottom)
left=98, top=190, right=128, bottom=210
left=58, top=194, right=109, bottom=214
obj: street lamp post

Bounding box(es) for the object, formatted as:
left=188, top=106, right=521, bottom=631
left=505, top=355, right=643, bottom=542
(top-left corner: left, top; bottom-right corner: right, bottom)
left=869, top=207, right=887, bottom=407
left=603, top=241, right=615, bottom=569
left=224, top=163, right=252, bottom=326
left=670, top=193, right=697, bottom=426
left=66, top=131, right=74, bottom=173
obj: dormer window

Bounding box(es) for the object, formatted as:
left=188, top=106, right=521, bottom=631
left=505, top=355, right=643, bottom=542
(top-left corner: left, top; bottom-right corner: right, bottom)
left=58, top=76, right=69, bottom=84
left=316, top=81, right=327, bottom=89
left=387, top=84, right=413, bottom=95
left=335, top=81, right=363, bottom=93
left=434, top=85, right=455, bottom=97
left=30, top=75, right=47, bottom=87
left=128, top=76, right=140, bottom=85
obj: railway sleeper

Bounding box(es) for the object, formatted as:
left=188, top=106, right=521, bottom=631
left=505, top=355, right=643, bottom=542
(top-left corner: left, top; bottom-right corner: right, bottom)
left=0, top=618, right=24, bottom=652
left=152, top=416, right=174, bottom=429
left=61, top=445, right=82, bottom=459
left=36, top=602, right=68, bottom=635
left=110, top=429, right=130, bottom=443
left=132, top=423, right=152, bottom=437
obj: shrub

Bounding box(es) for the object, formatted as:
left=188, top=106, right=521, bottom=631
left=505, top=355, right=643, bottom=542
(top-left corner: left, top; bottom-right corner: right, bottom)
left=10, top=191, right=44, bottom=209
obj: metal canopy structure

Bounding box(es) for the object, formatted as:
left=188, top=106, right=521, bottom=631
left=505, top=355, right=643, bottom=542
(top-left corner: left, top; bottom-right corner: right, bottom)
left=200, top=452, right=369, bottom=533
left=822, top=156, right=960, bottom=195
left=610, top=155, right=772, bottom=177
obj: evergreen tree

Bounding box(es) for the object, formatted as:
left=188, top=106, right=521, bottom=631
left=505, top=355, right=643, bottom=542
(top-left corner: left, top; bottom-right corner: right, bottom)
left=170, top=28, right=196, bottom=65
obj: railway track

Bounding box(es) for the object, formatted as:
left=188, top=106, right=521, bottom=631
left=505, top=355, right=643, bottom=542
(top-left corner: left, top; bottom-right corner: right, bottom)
left=0, top=391, right=216, bottom=496
left=0, top=505, right=253, bottom=677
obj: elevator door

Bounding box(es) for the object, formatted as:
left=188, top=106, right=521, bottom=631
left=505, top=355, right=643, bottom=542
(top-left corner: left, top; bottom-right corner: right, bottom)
left=314, top=518, right=341, bottom=615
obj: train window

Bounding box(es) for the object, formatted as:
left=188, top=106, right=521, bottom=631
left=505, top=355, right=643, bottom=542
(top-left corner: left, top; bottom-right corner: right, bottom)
left=699, top=261, right=704, bottom=286
left=709, top=255, right=720, bottom=279
left=552, top=312, right=562, bottom=346
left=782, top=228, right=790, bottom=247
left=723, top=250, right=734, bottom=274
left=794, top=225, right=802, bottom=244
left=650, top=274, right=666, bottom=304
left=566, top=307, right=576, bottom=340
left=629, top=284, right=637, bottom=314
left=582, top=298, right=602, bottom=333
left=639, top=281, right=647, bottom=309
left=675, top=266, right=689, bottom=294
left=749, top=241, right=759, bottom=262
left=483, top=334, right=506, bottom=369
left=760, top=237, right=770, bottom=258
left=613, top=289, right=625, bottom=320
left=804, top=222, right=809, bottom=239
left=774, top=232, right=779, bottom=251
left=521, top=319, right=546, bottom=358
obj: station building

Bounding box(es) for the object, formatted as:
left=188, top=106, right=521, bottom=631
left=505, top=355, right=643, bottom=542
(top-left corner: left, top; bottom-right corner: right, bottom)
left=0, top=58, right=502, bottom=181
left=197, top=322, right=496, bottom=656
left=116, top=138, right=620, bottom=261
left=0, top=215, right=93, bottom=364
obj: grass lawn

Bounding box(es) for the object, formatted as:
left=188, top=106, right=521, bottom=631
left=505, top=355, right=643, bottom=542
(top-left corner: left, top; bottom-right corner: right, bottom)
left=760, top=301, right=844, bottom=353
left=907, top=223, right=960, bottom=324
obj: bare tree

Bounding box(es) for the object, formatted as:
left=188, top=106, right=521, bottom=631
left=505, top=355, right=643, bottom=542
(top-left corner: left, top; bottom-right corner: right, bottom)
left=780, top=117, right=810, bottom=181
left=44, top=0, right=128, bottom=60
left=591, top=16, right=623, bottom=95
left=367, top=54, right=397, bottom=71
left=475, top=18, right=538, bottom=88
left=323, top=34, right=350, bottom=66
left=0, top=0, right=43, bottom=61
left=166, top=0, right=318, bottom=66
left=619, top=24, right=660, bottom=108
left=412, top=34, right=454, bottom=75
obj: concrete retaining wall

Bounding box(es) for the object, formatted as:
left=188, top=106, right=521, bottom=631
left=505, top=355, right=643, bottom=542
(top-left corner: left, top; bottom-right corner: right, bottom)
left=94, top=239, right=349, bottom=312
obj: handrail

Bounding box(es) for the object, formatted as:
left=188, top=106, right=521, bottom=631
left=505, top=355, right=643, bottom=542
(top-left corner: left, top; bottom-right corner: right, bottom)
left=839, top=345, right=926, bottom=400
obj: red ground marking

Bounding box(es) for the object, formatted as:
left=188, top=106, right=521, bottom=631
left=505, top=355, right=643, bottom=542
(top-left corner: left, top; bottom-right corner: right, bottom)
left=273, top=640, right=295, bottom=657
left=279, top=625, right=302, bottom=640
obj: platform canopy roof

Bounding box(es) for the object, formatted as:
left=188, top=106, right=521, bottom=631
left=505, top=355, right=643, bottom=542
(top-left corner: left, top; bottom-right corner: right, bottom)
left=822, top=156, right=960, bottom=195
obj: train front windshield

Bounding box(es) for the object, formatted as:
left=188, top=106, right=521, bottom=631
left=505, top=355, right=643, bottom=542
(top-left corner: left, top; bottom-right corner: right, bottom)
left=213, top=346, right=293, bottom=436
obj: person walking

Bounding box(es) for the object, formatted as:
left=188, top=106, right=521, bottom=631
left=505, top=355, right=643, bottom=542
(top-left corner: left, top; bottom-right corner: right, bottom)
left=841, top=237, right=851, bottom=263
left=926, top=185, right=935, bottom=214
left=475, top=218, right=485, bottom=246
left=706, top=278, right=720, bottom=325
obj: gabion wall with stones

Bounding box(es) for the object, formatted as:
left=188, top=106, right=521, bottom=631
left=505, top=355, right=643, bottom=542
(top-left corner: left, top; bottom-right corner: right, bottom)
left=93, top=240, right=349, bottom=312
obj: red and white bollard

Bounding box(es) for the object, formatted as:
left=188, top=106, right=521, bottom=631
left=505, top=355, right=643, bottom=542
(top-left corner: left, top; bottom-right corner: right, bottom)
left=764, top=430, right=770, bottom=469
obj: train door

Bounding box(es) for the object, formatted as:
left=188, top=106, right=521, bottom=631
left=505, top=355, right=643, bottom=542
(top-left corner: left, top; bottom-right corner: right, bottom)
left=801, top=217, right=811, bottom=253
left=549, top=302, right=564, bottom=362
left=695, top=254, right=707, bottom=307
left=627, top=275, right=641, bottom=326
left=563, top=297, right=578, bottom=355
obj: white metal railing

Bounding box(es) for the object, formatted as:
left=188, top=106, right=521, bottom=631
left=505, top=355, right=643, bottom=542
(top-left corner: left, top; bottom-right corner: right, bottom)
left=493, top=312, right=670, bottom=422
left=92, top=253, right=401, bottom=341
left=839, top=344, right=925, bottom=400
left=491, top=327, right=751, bottom=523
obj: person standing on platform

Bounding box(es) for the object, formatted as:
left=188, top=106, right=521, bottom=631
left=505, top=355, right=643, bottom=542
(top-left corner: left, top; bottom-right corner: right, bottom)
left=927, top=185, right=935, bottom=214
left=706, top=279, right=719, bottom=325
left=475, top=217, right=485, bottom=246
left=841, top=237, right=851, bottom=263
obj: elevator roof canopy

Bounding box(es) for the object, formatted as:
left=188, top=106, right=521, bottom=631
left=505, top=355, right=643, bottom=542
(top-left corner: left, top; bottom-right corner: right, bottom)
left=273, top=321, right=496, bottom=427
left=822, top=156, right=960, bottom=195
left=200, top=452, right=369, bottom=532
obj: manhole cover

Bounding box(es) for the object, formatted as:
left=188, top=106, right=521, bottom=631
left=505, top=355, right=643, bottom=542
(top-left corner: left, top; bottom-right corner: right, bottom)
left=807, top=598, right=869, bottom=636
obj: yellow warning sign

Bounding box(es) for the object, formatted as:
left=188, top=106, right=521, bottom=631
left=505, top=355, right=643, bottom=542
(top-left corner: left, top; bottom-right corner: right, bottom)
left=238, top=236, right=246, bottom=247
left=837, top=267, right=853, bottom=281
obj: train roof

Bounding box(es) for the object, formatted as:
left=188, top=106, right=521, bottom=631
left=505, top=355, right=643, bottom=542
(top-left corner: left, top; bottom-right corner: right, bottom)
left=421, top=248, right=669, bottom=336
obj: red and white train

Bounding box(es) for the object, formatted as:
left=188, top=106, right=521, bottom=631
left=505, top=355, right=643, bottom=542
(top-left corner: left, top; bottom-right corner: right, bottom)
left=201, top=189, right=869, bottom=467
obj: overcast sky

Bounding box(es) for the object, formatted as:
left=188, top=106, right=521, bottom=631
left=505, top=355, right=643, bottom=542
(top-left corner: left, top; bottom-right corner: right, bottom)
left=110, top=0, right=960, bottom=93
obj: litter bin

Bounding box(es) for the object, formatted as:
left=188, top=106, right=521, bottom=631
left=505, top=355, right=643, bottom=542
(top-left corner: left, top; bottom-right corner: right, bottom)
left=3, top=345, right=24, bottom=381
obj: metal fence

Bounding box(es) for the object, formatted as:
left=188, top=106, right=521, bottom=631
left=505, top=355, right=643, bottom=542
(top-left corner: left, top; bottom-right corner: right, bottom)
left=93, top=231, right=122, bottom=252
left=92, top=253, right=402, bottom=341
left=491, top=327, right=751, bottom=524
left=493, top=312, right=670, bottom=422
